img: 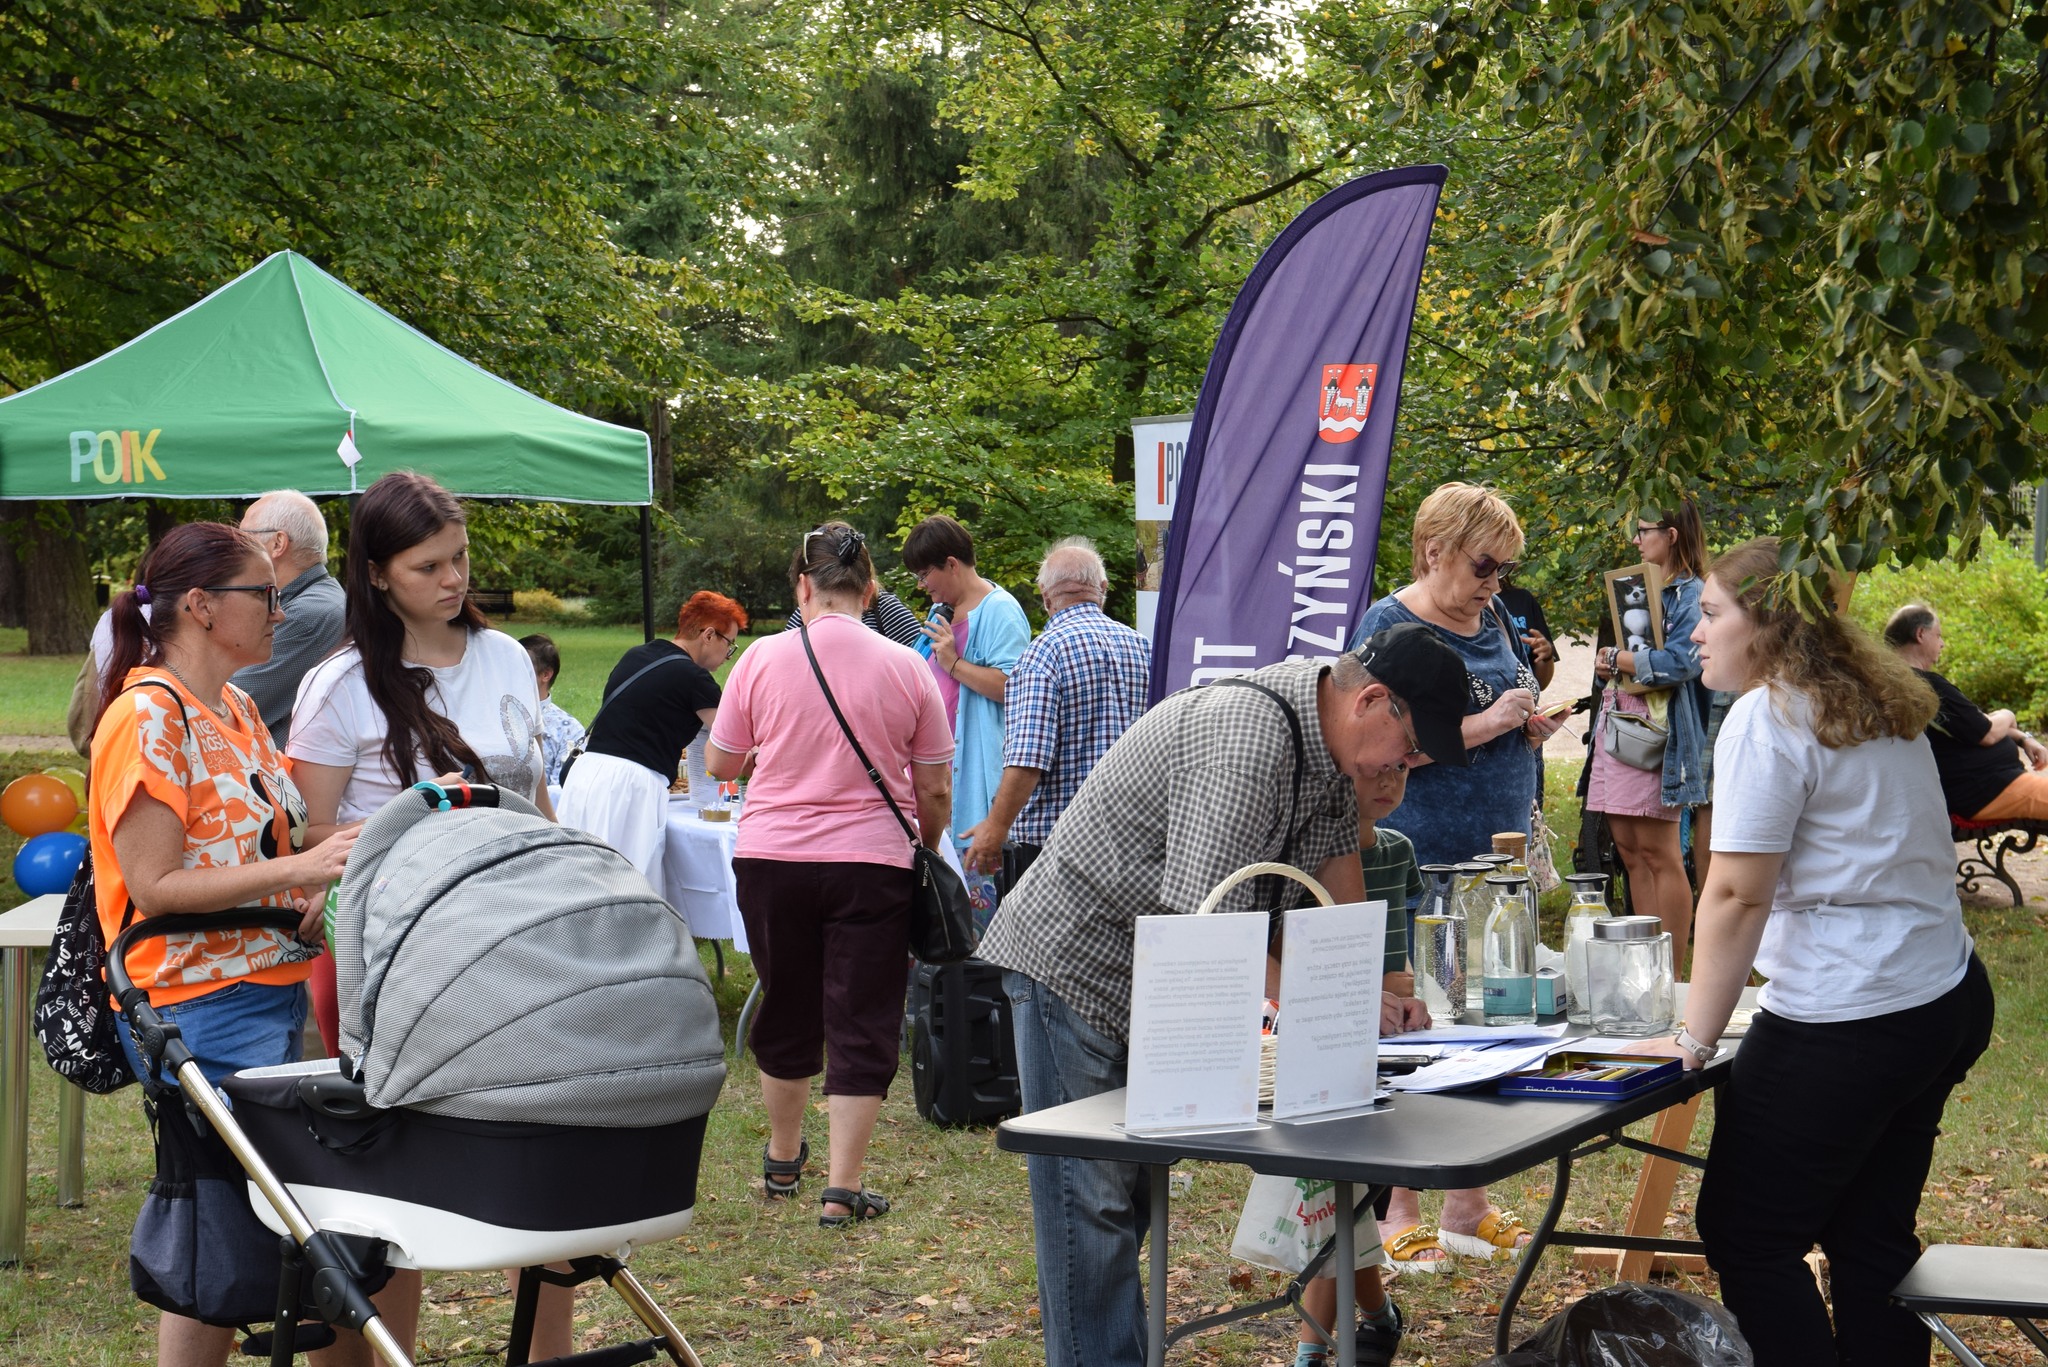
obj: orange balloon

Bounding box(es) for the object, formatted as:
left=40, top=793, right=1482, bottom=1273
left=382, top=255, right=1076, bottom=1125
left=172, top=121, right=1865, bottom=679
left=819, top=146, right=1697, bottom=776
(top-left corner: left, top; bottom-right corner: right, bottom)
left=1, top=773, right=79, bottom=838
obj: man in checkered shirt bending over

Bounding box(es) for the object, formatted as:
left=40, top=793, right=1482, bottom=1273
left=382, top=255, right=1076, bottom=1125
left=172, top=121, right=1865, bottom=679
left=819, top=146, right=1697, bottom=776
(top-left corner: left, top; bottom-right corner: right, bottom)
left=977, top=623, right=1471, bottom=1367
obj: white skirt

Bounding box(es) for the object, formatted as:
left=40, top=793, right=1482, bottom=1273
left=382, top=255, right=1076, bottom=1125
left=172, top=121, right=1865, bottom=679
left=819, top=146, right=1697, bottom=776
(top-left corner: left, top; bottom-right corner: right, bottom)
left=556, top=751, right=670, bottom=886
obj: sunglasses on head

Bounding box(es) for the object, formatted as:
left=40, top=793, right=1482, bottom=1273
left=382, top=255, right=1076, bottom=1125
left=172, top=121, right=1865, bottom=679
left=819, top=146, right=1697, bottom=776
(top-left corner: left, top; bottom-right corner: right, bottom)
left=1467, top=554, right=1520, bottom=581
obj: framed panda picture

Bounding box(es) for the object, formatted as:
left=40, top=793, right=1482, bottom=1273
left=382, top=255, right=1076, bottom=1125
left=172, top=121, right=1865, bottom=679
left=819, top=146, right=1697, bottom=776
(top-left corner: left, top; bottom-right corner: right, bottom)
left=1603, top=563, right=1666, bottom=696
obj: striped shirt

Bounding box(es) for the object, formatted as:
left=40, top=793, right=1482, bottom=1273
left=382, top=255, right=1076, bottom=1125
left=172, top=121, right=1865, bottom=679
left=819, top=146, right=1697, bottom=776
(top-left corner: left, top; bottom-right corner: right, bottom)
left=1003, top=602, right=1153, bottom=845
left=979, top=658, right=1359, bottom=1043
left=1363, top=827, right=1423, bottom=974
left=782, top=589, right=925, bottom=650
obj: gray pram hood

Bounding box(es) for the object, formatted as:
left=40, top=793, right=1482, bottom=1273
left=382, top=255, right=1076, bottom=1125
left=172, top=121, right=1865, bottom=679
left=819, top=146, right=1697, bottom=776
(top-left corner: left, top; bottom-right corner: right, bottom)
left=333, top=784, right=725, bottom=1126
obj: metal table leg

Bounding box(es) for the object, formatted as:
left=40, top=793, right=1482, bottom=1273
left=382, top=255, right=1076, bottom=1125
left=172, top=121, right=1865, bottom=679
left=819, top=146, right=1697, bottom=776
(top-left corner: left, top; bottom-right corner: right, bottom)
left=733, top=982, right=761, bottom=1059
left=1147, top=1164, right=1169, bottom=1367
left=1495, top=1152, right=1575, bottom=1355
left=56, top=1081, right=84, bottom=1208
left=0, top=946, right=30, bottom=1264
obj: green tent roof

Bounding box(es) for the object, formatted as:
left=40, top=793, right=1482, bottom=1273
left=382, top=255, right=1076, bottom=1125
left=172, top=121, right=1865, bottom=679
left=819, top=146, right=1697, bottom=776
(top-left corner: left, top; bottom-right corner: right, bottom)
left=0, top=251, right=650, bottom=504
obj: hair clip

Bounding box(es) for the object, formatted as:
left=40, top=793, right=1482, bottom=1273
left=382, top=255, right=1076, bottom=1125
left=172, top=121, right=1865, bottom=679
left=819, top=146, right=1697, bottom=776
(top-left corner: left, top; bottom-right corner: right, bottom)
left=134, top=585, right=152, bottom=604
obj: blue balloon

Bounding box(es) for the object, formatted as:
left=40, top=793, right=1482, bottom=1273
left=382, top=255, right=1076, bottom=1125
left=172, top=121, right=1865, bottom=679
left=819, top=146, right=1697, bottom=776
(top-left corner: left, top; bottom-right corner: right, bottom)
left=14, top=831, right=87, bottom=897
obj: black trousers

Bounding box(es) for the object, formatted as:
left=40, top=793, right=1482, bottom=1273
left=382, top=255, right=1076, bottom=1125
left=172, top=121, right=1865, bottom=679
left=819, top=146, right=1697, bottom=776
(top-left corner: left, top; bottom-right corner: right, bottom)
left=1697, top=955, right=1995, bottom=1367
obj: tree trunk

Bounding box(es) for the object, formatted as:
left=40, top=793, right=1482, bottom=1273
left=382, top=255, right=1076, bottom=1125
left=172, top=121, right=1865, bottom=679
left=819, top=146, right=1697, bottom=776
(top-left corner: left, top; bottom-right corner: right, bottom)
left=650, top=396, right=674, bottom=512
left=24, top=502, right=94, bottom=655
left=0, top=504, right=25, bottom=629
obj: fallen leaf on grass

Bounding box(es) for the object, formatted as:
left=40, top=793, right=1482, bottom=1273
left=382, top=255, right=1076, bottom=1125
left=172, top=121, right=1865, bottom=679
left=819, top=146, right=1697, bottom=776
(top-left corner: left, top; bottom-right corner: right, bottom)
left=804, top=1336, right=824, bottom=1358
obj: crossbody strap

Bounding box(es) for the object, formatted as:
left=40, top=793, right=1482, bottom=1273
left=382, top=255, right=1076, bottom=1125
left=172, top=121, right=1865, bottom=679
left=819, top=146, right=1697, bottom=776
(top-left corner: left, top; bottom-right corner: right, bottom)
left=1209, top=677, right=1305, bottom=857
left=798, top=618, right=921, bottom=850
left=106, top=677, right=200, bottom=936
left=582, top=651, right=691, bottom=749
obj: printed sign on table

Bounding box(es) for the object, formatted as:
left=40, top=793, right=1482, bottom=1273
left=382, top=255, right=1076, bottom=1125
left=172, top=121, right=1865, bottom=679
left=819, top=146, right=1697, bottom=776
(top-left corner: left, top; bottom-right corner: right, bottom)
left=1124, top=912, right=1267, bottom=1134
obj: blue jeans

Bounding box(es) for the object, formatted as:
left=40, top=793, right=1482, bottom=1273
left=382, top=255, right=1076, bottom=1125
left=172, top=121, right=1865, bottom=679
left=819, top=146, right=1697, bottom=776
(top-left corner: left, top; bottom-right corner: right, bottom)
left=1004, top=970, right=1149, bottom=1367
left=116, top=980, right=308, bottom=1095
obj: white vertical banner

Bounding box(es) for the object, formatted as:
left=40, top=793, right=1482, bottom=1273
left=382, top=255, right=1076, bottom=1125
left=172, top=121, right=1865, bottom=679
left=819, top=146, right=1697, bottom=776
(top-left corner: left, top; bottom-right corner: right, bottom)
left=1132, top=413, right=1191, bottom=642
left=1123, top=911, right=1267, bottom=1134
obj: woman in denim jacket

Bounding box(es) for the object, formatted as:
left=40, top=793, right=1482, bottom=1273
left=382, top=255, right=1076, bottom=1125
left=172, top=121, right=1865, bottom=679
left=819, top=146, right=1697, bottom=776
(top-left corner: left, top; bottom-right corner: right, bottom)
left=1588, top=499, right=1710, bottom=965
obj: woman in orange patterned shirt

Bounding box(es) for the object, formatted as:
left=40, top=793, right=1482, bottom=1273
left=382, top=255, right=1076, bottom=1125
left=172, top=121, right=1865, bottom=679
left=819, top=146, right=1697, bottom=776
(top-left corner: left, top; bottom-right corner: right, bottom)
left=90, top=522, right=356, bottom=1367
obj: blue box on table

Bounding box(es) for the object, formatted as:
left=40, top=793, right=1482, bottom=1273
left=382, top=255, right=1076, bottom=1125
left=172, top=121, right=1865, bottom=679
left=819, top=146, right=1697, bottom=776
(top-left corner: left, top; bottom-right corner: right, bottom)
left=1496, top=1052, right=1681, bottom=1100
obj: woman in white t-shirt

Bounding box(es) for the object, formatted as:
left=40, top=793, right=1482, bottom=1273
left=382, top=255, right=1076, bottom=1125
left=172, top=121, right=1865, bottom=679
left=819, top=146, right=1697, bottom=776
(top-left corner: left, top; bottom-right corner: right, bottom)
left=287, top=470, right=561, bottom=1364
left=1671, top=537, right=1993, bottom=1367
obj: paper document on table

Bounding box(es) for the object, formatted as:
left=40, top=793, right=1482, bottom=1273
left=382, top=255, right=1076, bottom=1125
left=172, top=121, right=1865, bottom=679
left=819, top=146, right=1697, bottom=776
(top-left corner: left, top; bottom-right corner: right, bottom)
left=1551, top=1036, right=1671, bottom=1056
left=1388, top=1021, right=1569, bottom=1045
left=1124, top=912, right=1267, bottom=1134
left=1271, top=901, right=1385, bottom=1119
left=1386, top=1042, right=1556, bottom=1093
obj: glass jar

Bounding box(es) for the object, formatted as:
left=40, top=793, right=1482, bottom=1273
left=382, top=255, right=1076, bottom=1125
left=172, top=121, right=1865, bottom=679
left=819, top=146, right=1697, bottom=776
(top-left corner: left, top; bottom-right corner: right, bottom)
left=1482, top=873, right=1536, bottom=1025
left=1585, top=914, right=1675, bottom=1036
left=1451, top=861, right=1493, bottom=1012
left=1412, top=902, right=1465, bottom=1023
left=1561, top=872, right=1610, bottom=1025
left=1414, top=864, right=1458, bottom=975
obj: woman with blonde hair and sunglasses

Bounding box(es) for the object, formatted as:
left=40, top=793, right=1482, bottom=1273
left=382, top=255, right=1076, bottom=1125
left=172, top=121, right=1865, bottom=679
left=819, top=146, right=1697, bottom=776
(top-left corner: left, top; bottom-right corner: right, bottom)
left=1667, top=537, right=1991, bottom=1366
left=1347, top=482, right=1563, bottom=1271
left=707, top=523, right=953, bottom=1225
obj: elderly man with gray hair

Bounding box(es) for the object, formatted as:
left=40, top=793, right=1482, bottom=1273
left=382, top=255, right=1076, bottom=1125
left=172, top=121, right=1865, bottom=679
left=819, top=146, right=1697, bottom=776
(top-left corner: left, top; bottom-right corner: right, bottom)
left=233, top=490, right=347, bottom=744
left=963, top=537, right=1153, bottom=881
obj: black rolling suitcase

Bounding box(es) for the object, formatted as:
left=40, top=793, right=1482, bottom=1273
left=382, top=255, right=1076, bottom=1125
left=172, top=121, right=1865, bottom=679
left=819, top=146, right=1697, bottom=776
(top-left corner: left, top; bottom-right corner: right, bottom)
left=909, top=959, right=1021, bottom=1127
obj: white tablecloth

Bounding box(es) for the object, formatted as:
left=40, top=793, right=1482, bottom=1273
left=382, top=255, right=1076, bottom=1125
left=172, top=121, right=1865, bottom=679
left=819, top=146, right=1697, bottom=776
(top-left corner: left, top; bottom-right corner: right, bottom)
left=656, top=800, right=973, bottom=957
left=662, top=796, right=746, bottom=952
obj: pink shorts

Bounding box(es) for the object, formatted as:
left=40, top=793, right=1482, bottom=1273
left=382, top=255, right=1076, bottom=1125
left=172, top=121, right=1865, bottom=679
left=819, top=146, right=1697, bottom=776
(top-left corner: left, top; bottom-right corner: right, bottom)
left=1586, top=691, right=1679, bottom=822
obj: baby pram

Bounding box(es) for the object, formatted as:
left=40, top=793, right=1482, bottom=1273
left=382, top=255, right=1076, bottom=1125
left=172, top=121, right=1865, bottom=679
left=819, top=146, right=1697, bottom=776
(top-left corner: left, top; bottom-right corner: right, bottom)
left=111, top=780, right=728, bottom=1366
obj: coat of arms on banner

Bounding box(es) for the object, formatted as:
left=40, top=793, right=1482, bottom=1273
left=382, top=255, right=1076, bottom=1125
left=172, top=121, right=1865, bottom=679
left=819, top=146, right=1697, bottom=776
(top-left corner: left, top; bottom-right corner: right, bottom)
left=1316, top=363, right=1378, bottom=444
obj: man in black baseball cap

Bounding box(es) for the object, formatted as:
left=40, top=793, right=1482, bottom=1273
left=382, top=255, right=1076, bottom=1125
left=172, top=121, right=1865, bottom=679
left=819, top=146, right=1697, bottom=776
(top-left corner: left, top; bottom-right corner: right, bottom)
left=1341, top=621, right=1473, bottom=770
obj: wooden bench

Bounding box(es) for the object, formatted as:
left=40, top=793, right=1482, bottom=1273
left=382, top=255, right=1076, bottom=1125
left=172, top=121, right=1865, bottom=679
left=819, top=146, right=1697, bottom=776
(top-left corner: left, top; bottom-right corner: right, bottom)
left=1891, top=1244, right=2048, bottom=1366
left=1949, top=816, right=2048, bottom=906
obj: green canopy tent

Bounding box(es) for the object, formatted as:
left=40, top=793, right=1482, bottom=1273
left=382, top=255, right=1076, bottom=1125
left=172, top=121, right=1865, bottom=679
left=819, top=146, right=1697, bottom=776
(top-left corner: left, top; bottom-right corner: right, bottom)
left=0, top=250, right=660, bottom=633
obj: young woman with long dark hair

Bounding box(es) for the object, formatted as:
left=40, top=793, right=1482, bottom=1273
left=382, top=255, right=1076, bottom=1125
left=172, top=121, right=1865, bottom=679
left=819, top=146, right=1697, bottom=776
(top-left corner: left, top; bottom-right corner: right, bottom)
left=286, top=470, right=561, bottom=1363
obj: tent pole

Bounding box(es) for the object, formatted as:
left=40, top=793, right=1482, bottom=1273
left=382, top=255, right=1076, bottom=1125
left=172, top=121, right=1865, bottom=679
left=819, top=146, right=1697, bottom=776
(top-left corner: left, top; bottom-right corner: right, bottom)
left=640, top=505, right=655, bottom=643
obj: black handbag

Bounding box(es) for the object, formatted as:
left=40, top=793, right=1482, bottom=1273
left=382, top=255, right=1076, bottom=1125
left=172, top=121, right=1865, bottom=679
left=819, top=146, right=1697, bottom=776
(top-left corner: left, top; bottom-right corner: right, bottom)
left=797, top=619, right=977, bottom=965
left=32, top=678, right=191, bottom=1095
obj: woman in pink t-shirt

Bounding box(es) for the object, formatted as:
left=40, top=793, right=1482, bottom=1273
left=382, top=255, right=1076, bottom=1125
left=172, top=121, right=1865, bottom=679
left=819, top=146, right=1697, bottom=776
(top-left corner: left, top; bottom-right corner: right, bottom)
left=708, top=522, right=954, bottom=1227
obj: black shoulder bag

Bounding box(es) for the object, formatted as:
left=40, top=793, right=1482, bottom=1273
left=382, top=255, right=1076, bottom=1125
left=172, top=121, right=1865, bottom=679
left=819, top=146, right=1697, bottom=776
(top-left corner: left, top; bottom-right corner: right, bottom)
left=797, top=619, right=977, bottom=965
left=33, top=679, right=193, bottom=1094
left=557, top=650, right=690, bottom=786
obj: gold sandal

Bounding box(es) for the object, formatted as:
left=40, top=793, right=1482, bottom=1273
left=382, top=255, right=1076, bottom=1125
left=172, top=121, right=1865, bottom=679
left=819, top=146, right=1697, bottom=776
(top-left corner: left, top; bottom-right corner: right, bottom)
left=1437, top=1208, right=1532, bottom=1261
left=1382, top=1224, right=1453, bottom=1275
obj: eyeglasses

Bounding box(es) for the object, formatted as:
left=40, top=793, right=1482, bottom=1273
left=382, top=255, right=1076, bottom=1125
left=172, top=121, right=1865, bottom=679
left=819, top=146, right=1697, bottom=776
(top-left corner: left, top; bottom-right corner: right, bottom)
left=1633, top=523, right=1670, bottom=539
left=242, top=526, right=281, bottom=538
left=1387, top=696, right=1426, bottom=766
left=203, top=583, right=282, bottom=612
left=712, top=630, right=738, bottom=661
left=1467, top=554, right=1520, bottom=581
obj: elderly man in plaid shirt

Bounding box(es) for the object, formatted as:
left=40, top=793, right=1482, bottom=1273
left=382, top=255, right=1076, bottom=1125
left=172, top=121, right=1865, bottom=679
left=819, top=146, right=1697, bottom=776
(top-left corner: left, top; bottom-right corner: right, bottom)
left=977, top=623, right=1473, bottom=1367
left=962, top=538, right=1152, bottom=882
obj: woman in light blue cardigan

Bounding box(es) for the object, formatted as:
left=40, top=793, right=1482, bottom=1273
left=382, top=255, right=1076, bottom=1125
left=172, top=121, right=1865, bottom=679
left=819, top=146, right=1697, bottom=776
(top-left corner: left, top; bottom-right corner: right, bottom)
left=1588, top=499, right=1710, bottom=965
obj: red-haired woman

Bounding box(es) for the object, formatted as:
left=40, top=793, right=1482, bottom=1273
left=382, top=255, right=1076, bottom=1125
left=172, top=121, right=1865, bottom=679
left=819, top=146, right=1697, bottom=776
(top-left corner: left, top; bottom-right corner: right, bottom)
left=555, top=590, right=748, bottom=882
left=89, top=522, right=356, bottom=1367
left=287, top=470, right=559, bottom=1362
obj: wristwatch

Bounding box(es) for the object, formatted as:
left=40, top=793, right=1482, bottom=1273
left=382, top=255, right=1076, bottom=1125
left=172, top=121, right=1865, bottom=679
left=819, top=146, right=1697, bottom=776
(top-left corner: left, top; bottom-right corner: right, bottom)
left=1672, top=1027, right=1721, bottom=1065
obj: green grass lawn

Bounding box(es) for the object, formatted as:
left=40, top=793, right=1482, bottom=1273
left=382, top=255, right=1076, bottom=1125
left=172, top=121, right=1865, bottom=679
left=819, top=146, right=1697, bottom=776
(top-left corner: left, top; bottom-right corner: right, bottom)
left=1, top=907, right=2041, bottom=1366
left=0, top=628, right=86, bottom=736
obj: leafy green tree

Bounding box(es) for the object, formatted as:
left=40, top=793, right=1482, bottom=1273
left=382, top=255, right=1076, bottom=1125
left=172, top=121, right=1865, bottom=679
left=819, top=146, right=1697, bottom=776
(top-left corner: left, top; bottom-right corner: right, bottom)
left=1371, top=0, right=2048, bottom=605
left=0, top=0, right=754, bottom=648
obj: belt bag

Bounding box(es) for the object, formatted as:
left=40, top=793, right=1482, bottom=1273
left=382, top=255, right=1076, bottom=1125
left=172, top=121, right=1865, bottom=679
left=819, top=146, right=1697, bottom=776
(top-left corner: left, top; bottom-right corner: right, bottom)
left=1603, top=699, right=1669, bottom=773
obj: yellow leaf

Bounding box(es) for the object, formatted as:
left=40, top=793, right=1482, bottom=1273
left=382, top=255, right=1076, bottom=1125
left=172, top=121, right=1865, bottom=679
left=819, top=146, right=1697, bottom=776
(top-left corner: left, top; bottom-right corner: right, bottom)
left=807, top=1337, right=825, bottom=1358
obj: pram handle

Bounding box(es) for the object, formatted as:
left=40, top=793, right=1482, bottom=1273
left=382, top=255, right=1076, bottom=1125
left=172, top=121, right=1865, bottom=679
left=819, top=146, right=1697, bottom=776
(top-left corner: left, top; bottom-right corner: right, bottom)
left=409, top=779, right=502, bottom=812
left=107, top=909, right=306, bottom=1079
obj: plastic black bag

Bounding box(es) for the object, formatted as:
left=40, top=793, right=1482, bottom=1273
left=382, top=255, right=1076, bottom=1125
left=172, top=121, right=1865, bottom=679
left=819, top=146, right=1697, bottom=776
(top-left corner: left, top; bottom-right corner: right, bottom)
left=1476, top=1283, right=1754, bottom=1367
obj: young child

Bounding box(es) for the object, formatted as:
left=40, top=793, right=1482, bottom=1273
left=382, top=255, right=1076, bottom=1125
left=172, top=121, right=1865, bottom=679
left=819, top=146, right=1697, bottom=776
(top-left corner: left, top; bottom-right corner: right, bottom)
left=1256, top=763, right=1429, bottom=1367
left=520, top=633, right=587, bottom=787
